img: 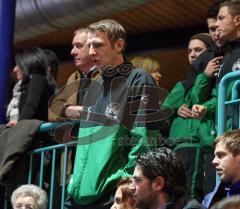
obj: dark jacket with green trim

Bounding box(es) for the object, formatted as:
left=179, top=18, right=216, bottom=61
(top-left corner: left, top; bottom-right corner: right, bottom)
left=67, top=63, right=161, bottom=205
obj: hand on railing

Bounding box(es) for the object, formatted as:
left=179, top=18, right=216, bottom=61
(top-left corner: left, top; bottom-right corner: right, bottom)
left=64, top=106, right=83, bottom=119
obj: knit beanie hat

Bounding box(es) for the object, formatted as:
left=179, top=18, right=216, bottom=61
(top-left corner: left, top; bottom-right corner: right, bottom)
left=190, top=33, right=213, bottom=48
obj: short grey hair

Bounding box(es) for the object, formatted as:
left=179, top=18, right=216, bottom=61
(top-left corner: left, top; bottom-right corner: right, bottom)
left=74, top=27, right=89, bottom=36
left=11, top=184, right=48, bottom=209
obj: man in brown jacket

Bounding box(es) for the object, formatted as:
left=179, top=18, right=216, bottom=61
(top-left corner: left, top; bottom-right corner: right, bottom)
left=48, top=28, right=94, bottom=122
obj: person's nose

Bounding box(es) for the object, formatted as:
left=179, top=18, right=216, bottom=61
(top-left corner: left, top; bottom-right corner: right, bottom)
left=89, top=45, right=96, bottom=56
left=129, top=182, right=136, bottom=193
left=189, top=51, right=197, bottom=63
left=13, top=65, right=18, bottom=72
left=212, top=156, right=218, bottom=168
left=71, top=47, right=76, bottom=56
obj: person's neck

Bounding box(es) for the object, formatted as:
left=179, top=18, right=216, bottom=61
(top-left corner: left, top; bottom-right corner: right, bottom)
left=110, top=55, right=124, bottom=68
left=78, top=65, right=93, bottom=73
left=151, top=193, right=170, bottom=209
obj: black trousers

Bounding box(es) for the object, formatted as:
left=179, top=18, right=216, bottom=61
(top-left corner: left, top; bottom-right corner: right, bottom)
left=175, top=146, right=216, bottom=202
left=64, top=194, right=113, bottom=209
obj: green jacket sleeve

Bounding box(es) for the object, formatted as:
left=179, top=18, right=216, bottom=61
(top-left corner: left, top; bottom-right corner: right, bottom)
left=163, top=82, right=185, bottom=113
left=187, top=73, right=214, bottom=105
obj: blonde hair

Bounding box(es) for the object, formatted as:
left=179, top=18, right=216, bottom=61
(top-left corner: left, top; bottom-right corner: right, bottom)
left=214, top=129, right=240, bottom=157
left=211, top=195, right=240, bottom=209
left=131, top=56, right=161, bottom=75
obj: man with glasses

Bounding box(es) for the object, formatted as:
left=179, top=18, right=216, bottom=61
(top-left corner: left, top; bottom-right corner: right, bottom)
left=131, top=147, right=204, bottom=209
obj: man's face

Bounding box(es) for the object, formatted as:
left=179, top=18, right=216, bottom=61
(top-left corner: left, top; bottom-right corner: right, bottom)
left=132, top=165, right=156, bottom=209
left=87, top=30, right=124, bottom=70
left=212, top=142, right=240, bottom=184
left=216, top=6, right=238, bottom=42
left=188, top=39, right=207, bottom=64
left=71, top=32, right=92, bottom=72
left=207, top=18, right=223, bottom=47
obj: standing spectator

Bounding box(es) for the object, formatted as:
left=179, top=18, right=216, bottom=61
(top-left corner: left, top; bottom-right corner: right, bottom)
left=130, top=56, right=161, bottom=86
left=130, top=56, right=171, bottom=137
left=215, top=0, right=240, bottom=82
left=66, top=19, right=160, bottom=209
left=48, top=28, right=94, bottom=123
left=188, top=33, right=213, bottom=65
left=163, top=33, right=213, bottom=201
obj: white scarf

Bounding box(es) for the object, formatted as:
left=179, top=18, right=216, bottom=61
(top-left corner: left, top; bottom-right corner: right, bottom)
left=6, top=80, right=22, bottom=121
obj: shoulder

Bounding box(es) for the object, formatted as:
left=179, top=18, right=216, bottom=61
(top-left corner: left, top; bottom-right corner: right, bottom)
left=67, top=71, right=80, bottom=83
left=183, top=199, right=205, bottom=209
left=128, top=67, right=156, bottom=86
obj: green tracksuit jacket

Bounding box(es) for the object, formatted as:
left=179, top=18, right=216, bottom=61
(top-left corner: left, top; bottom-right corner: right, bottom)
left=67, top=64, right=161, bottom=205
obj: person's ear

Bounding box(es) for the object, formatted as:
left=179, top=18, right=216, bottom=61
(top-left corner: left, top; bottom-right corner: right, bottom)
left=234, top=15, right=240, bottom=27
left=114, top=38, right=125, bottom=53
left=152, top=176, right=165, bottom=192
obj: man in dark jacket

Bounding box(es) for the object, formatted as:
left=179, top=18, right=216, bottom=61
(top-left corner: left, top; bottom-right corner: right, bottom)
left=132, top=147, right=204, bottom=209
left=65, top=19, right=162, bottom=209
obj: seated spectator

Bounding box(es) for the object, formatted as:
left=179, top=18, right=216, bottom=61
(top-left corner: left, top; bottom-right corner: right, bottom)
left=6, top=47, right=56, bottom=127
left=203, top=130, right=240, bottom=208
left=111, top=177, right=137, bottom=209
left=211, top=195, right=240, bottom=209
left=11, top=184, right=48, bottom=209
left=131, top=147, right=204, bottom=209
left=130, top=56, right=161, bottom=86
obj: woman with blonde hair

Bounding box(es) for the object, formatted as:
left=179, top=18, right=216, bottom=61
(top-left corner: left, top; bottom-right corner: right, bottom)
left=131, top=56, right=161, bottom=86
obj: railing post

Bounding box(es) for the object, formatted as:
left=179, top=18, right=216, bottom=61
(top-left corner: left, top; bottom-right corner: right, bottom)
left=217, top=71, right=240, bottom=136
left=0, top=0, right=16, bottom=123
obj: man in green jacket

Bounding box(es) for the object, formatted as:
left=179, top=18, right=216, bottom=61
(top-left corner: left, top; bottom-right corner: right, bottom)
left=66, top=19, right=161, bottom=209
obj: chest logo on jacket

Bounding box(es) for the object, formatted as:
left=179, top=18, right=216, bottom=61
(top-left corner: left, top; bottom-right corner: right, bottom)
left=232, top=59, right=240, bottom=71
left=105, top=102, right=121, bottom=120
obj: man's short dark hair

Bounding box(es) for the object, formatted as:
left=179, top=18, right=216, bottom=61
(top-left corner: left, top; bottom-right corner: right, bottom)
left=136, top=147, right=187, bottom=200
left=207, top=0, right=228, bottom=19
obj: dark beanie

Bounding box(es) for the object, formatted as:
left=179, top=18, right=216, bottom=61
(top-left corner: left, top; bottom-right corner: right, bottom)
left=190, top=33, right=213, bottom=48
